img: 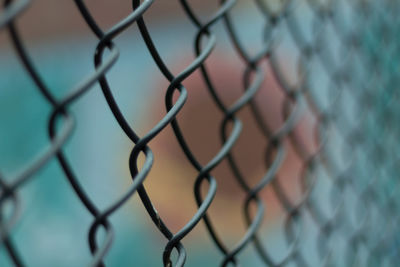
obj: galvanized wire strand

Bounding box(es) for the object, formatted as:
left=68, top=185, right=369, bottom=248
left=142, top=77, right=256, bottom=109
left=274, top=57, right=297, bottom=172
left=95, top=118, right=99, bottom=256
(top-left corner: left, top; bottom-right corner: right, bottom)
left=4, top=3, right=122, bottom=267
left=247, top=6, right=314, bottom=267
left=179, top=1, right=275, bottom=265
left=0, top=0, right=28, bottom=29
left=1, top=0, right=399, bottom=266
left=301, top=1, right=400, bottom=266
left=218, top=2, right=299, bottom=265
left=283, top=3, right=352, bottom=265
left=74, top=1, right=190, bottom=265
left=288, top=7, right=365, bottom=267
left=2, top=1, right=118, bottom=266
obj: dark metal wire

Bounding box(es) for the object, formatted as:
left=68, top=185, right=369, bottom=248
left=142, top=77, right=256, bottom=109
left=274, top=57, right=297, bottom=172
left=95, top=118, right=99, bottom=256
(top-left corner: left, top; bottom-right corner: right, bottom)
left=1, top=0, right=399, bottom=266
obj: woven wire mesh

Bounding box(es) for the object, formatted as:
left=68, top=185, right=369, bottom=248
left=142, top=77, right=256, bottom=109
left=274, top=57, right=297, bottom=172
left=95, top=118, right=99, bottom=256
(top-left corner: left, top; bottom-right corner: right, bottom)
left=1, top=0, right=399, bottom=266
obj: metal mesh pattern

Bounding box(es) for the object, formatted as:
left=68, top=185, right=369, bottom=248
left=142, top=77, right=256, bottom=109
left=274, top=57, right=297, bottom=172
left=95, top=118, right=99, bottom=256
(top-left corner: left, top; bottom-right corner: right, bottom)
left=1, top=0, right=399, bottom=266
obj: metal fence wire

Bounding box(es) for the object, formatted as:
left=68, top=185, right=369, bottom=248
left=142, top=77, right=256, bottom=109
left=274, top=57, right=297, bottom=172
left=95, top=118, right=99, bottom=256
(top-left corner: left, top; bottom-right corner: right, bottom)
left=1, top=0, right=400, bottom=266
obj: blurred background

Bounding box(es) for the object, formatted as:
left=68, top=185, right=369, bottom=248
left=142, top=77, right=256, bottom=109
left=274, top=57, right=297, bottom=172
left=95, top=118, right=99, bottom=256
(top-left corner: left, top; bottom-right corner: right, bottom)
left=1, top=0, right=399, bottom=266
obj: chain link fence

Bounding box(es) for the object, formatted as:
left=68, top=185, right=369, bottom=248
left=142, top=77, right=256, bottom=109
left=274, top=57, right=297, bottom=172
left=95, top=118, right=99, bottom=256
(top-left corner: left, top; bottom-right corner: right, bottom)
left=1, top=0, right=399, bottom=266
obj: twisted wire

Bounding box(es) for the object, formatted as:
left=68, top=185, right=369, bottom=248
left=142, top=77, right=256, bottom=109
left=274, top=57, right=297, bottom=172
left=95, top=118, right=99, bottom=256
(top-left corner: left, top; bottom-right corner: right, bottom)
left=1, top=0, right=399, bottom=266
